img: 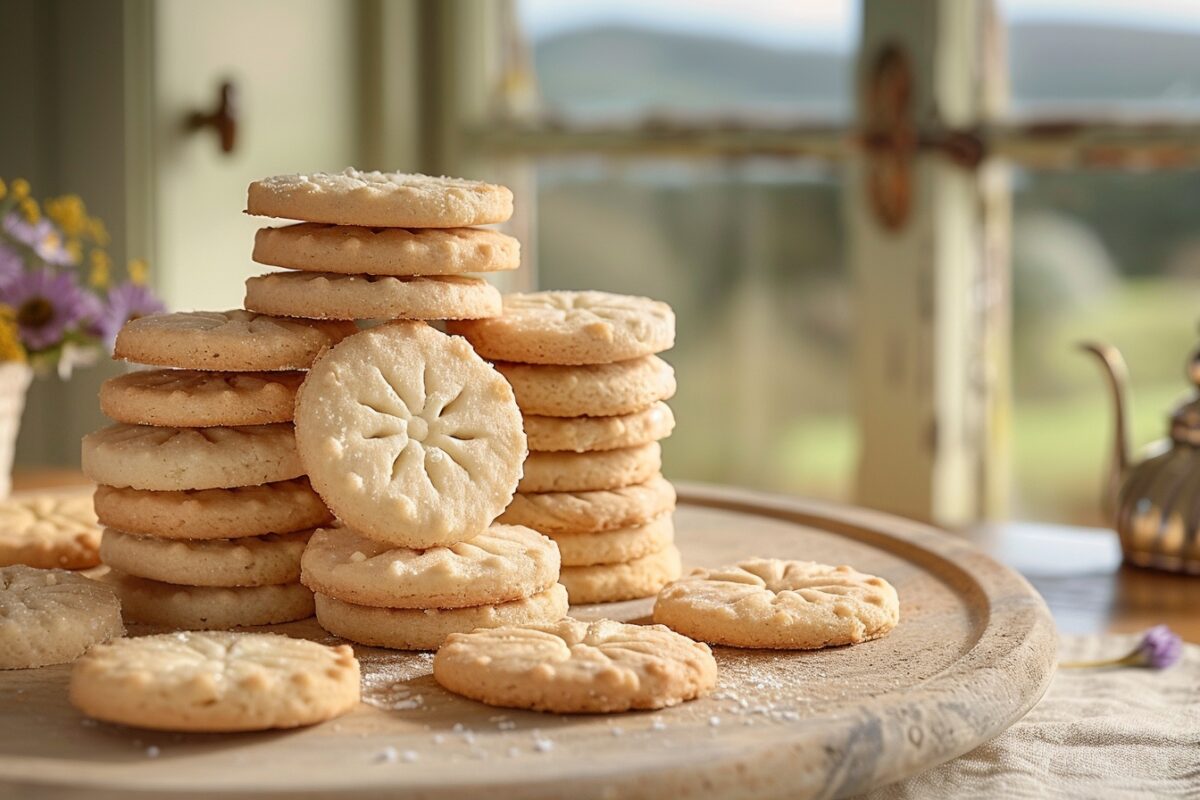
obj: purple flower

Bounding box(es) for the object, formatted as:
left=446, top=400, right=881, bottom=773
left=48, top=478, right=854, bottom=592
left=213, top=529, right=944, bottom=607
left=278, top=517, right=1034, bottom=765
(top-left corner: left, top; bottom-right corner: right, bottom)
left=0, top=243, right=21, bottom=288
left=2, top=212, right=73, bottom=266
left=1135, top=625, right=1183, bottom=669
left=95, top=281, right=165, bottom=349
left=0, top=268, right=89, bottom=351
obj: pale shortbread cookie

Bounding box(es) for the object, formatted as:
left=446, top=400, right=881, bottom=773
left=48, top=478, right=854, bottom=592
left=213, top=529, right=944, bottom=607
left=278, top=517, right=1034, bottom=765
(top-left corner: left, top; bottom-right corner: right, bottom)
left=496, top=356, right=676, bottom=417
left=549, top=515, right=674, bottom=567
left=499, top=475, right=676, bottom=534
left=70, top=631, right=359, bottom=732
left=295, top=322, right=525, bottom=548
left=0, top=565, right=123, bottom=669
left=246, top=170, right=513, bottom=228
left=301, top=524, right=559, bottom=609
left=82, top=423, right=303, bottom=491
left=114, top=310, right=355, bottom=372
left=93, top=479, right=331, bottom=540
left=524, top=402, right=675, bottom=453
left=447, top=291, right=675, bottom=365
left=103, top=571, right=314, bottom=629
left=0, top=492, right=101, bottom=569
left=253, top=223, right=520, bottom=276
left=559, top=545, right=682, bottom=605
left=653, top=559, right=900, bottom=650
left=100, top=528, right=312, bottom=588
left=518, top=442, right=661, bottom=493
left=314, top=583, right=568, bottom=651
left=244, top=272, right=501, bottom=321
left=100, top=369, right=303, bottom=428
left=433, top=618, right=716, bottom=713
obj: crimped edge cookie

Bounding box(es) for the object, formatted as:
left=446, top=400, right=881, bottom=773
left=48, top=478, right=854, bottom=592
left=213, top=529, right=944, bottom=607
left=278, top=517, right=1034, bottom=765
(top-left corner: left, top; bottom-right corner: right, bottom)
left=0, top=565, right=124, bottom=669
left=548, top=514, right=674, bottom=567
left=559, top=545, right=682, bottom=604
left=499, top=475, right=676, bottom=534
left=70, top=631, right=360, bottom=732
left=524, top=402, right=675, bottom=452
left=100, top=369, right=303, bottom=427
left=253, top=223, right=520, bottom=276
left=518, top=442, right=661, bottom=494
left=0, top=491, right=102, bottom=570
left=496, top=356, right=676, bottom=418
left=314, top=583, right=568, bottom=651
left=92, top=479, right=331, bottom=539
left=103, top=571, right=315, bottom=630
left=100, top=528, right=312, bottom=587
left=244, top=272, right=501, bottom=321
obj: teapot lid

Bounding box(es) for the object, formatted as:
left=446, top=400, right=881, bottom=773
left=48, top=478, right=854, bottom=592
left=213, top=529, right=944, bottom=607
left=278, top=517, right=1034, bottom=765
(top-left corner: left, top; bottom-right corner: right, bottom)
left=1170, top=394, right=1200, bottom=445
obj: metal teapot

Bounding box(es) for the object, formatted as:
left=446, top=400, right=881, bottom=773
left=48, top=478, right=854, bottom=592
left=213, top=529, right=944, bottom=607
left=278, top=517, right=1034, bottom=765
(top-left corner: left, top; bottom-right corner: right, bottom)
left=1083, top=342, right=1200, bottom=574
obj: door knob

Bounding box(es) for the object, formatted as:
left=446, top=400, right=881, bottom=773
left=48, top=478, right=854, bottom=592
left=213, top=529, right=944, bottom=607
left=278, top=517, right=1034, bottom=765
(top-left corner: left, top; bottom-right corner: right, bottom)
left=186, top=80, right=238, bottom=154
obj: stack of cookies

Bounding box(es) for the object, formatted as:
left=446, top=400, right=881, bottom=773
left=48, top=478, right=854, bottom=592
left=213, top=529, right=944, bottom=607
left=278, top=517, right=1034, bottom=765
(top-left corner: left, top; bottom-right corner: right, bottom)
left=81, top=310, right=356, bottom=629
left=243, top=171, right=567, bottom=648
left=448, top=290, right=681, bottom=603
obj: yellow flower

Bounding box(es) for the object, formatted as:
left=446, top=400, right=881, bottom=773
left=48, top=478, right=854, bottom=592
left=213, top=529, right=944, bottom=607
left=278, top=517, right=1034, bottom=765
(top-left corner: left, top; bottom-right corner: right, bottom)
left=0, top=305, right=27, bottom=364
left=45, top=194, right=89, bottom=239
left=0, top=178, right=7, bottom=201
left=20, top=197, right=39, bottom=223
left=88, top=217, right=110, bottom=247
left=42, top=231, right=61, bottom=255
left=65, top=238, right=82, bottom=264
left=89, top=250, right=111, bottom=288
left=10, top=178, right=30, bottom=201
left=128, top=259, right=149, bottom=286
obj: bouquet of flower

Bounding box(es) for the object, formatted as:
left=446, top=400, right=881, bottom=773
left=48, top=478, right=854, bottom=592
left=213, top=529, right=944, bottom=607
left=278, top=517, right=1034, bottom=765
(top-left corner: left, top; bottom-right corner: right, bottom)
left=0, top=177, right=164, bottom=378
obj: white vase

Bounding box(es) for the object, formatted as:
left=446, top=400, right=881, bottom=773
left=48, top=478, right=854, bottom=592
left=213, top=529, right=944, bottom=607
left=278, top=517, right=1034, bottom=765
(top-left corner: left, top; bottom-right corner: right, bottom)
left=0, top=362, right=33, bottom=500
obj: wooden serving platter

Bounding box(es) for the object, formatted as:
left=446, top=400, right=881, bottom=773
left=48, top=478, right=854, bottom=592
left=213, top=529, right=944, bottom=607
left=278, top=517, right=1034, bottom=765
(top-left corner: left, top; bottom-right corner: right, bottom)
left=0, top=485, right=1056, bottom=799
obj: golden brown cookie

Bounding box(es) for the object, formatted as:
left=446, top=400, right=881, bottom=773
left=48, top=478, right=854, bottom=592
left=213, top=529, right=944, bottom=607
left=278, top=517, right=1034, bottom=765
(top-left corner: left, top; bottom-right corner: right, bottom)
left=244, top=272, right=501, bottom=321
left=498, top=475, right=676, bottom=533
left=523, top=402, right=674, bottom=452
left=495, top=356, right=676, bottom=417
left=548, top=515, right=674, bottom=567
left=518, top=443, right=661, bottom=493
left=99, top=528, right=312, bottom=587
left=0, top=491, right=101, bottom=569
left=0, top=565, right=123, bottom=669
left=103, top=571, right=314, bottom=630
left=100, top=369, right=303, bottom=427
left=559, top=545, right=682, bottom=604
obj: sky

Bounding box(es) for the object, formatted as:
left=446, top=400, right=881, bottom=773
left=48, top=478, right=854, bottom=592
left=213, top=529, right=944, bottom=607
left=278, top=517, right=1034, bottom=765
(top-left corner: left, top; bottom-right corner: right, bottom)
left=518, top=0, right=1200, bottom=51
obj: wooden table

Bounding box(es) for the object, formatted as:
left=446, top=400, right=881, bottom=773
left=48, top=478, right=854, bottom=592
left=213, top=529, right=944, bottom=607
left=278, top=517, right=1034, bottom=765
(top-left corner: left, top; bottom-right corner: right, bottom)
left=13, top=469, right=1200, bottom=643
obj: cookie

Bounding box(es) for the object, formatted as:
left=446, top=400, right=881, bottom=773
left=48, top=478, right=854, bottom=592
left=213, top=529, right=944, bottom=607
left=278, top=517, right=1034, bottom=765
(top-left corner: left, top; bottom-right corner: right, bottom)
left=103, top=571, right=314, bottom=629
left=314, top=583, right=568, bottom=651
left=499, top=475, right=676, bottom=534
left=70, top=631, right=359, bottom=732
left=548, top=515, right=673, bottom=567
left=559, top=546, right=682, bottom=604
left=301, top=524, right=559, bottom=609
left=653, top=559, right=900, bottom=650
left=496, top=356, right=675, bottom=417
left=82, top=423, right=303, bottom=491
left=0, top=565, right=123, bottom=669
left=0, top=491, right=101, bottom=569
left=294, top=322, right=525, bottom=548
left=93, top=479, right=331, bottom=539
left=100, top=369, right=303, bottom=427
left=253, top=223, right=520, bottom=276
left=447, top=291, right=674, bottom=365
left=100, top=528, right=312, bottom=587
left=433, top=618, right=716, bottom=713
left=244, top=272, right=501, bottom=321
left=524, top=402, right=674, bottom=453
left=114, top=310, right=355, bottom=372
left=518, top=442, right=661, bottom=493
left=246, top=170, right=513, bottom=228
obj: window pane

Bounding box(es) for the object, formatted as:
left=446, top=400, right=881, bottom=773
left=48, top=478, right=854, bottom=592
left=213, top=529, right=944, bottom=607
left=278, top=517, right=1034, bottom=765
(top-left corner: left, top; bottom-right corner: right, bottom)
left=533, top=160, right=854, bottom=501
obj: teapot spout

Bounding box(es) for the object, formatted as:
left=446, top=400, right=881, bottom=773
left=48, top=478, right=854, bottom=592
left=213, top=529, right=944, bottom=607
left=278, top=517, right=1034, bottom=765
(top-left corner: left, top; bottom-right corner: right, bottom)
left=1079, top=342, right=1131, bottom=518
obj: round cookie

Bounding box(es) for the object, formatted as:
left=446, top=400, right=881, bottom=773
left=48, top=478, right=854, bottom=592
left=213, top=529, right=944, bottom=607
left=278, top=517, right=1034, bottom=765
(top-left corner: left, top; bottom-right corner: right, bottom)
left=314, top=583, right=568, bottom=651
left=524, top=402, right=675, bottom=453
left=0, top=491, right=101, bottom=569
left=653, top=559, right=900, bottom=650
left=518, top=442, right=661, bottom=494
left=433, top=618, right=716, bottom=713
left=294, top=322, right=525, bottom=548
left=0, top=565, right=123, bottom=669
left=93, top=479, right=331, bottom=539
left=548, top=515, right=674, bottom=567
left=100, top=369, right=303, bottom=427
left=301, top=524, right=559, bottom=609
left=103, top=571, right=315, bottom=629
left=496, top=356, right=675, bottom=417
left=114, top=310, right=355, bottom=372
left=70, top=631, right=359, bottom=732
left=253, top=223, right=520, bottom=276
left=100, top=528, right=312, bottom=587
left=559, top=545, right=682, bottom=605
left=82, top=423, right=303, bottom=491
left=246, top=170, right=513, bottom=228
left=499, top=475, right=676, bottom=534
left=447, top=291, right=675, bottom=365
left=244, top=272, right=501, bottom=321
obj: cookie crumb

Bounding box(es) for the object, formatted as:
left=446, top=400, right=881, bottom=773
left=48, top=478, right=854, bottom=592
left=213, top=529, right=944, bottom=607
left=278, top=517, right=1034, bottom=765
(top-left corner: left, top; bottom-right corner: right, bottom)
left=376, top=746, right=399, bottom=763
left=708, top=716, right=721, bottom=727
left=145, top=746, right=161, bottom=758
